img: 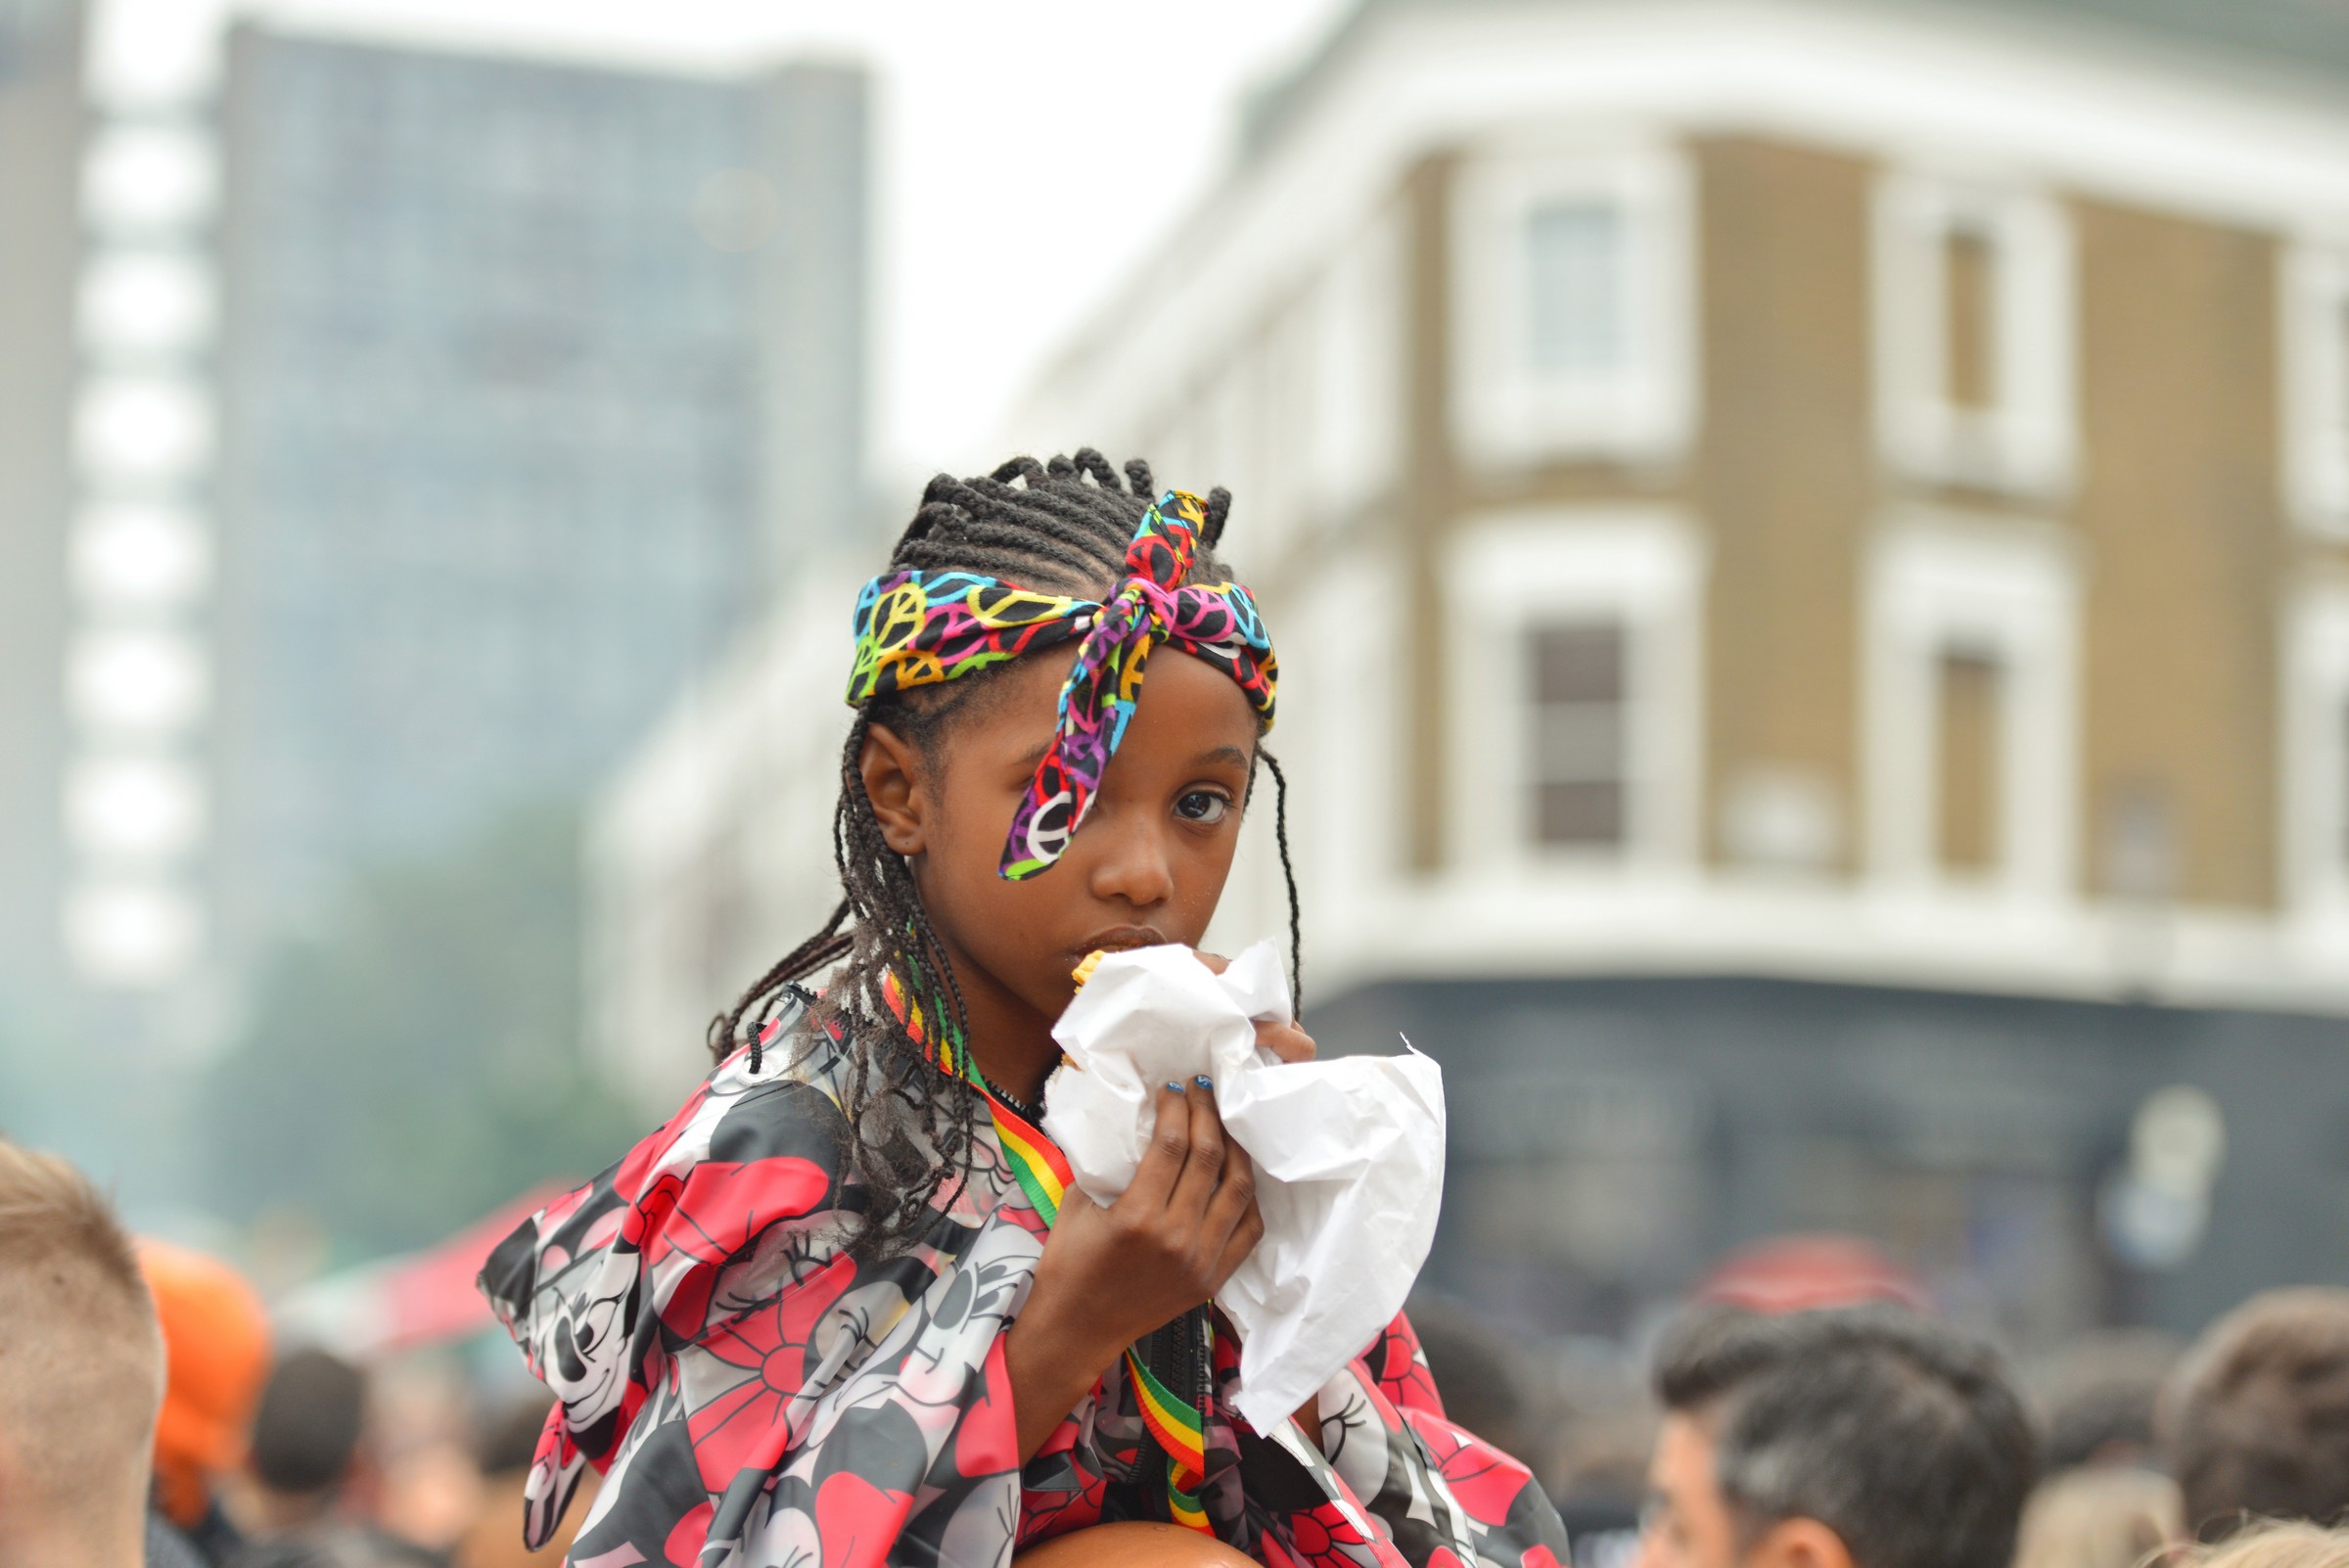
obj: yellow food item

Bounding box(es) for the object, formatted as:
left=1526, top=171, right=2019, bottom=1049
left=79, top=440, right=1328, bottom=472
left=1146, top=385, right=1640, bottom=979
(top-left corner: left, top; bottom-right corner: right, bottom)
left=1071, top=949, right=1107, bottom=989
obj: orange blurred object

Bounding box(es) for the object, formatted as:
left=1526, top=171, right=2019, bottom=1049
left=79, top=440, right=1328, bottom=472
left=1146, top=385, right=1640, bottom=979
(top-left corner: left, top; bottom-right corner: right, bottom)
left=138, top=1240, right=273, bottom=1527
left=1694, top=1234, right=1933, bottom=1315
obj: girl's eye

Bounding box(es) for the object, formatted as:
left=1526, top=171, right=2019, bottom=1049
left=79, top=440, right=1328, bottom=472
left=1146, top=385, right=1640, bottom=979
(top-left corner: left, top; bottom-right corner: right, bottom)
left=1174, top=789, right=1232, bottom=825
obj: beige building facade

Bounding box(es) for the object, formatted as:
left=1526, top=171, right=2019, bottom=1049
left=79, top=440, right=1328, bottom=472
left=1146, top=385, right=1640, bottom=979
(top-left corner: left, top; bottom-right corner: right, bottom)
left=1014, top=0, right=2349, bottom=1019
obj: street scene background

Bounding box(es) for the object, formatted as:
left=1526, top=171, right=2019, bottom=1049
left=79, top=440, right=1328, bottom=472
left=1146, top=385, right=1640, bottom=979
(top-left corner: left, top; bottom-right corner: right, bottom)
left=5, top=0, right=2349, bottom=1549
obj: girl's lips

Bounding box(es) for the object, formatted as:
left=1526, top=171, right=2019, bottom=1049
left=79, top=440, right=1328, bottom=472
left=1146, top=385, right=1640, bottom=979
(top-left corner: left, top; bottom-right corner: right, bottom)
left=1071, top=926, right=1169, bottom=960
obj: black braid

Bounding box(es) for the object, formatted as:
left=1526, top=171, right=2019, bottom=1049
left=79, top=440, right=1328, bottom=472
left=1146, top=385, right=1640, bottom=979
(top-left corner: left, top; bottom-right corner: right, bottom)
left=1261, top=752, right=1302, bottom=1015
left=718, top=897, right=852, bottom=1074
left=708, top=449, right=1305, bottom=1259
left=1201, top=486, right=1232, bottom=549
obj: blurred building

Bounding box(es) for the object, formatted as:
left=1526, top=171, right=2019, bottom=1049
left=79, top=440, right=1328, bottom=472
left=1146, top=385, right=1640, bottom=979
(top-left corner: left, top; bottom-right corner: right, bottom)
left=62, top=64, right=220, bottom=1009
left=585, top=558, right=863, bottom=1107
left=0, top=0, right=85, bottom=1025
left=1010, top=0, right=2349, bottom=1342
left=192, top=28, right=869, bottom=979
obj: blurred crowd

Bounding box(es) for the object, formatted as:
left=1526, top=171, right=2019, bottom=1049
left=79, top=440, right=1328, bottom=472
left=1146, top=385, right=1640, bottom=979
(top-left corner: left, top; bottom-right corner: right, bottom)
left=13, top=1129, right=2349, bottom=1568
left=1, top=1138, right=589, bottom=1568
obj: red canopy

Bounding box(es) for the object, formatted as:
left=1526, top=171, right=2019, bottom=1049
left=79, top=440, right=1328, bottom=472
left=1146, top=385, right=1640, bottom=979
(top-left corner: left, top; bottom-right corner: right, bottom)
left=278, top=1185, right=565, bottom=1355
left=1694, top=1233, right=1932, bottom=1315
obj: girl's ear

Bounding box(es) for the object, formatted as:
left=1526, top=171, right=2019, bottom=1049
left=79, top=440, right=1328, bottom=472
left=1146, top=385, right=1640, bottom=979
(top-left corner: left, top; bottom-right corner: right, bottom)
left=859, top=721, right=929, bottom=856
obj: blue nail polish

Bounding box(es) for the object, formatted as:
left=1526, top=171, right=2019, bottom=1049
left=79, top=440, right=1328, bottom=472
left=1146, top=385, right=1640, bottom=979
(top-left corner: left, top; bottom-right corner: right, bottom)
left=1195, top=1074, right=1214, bottom=1087
left=1167, top=1081, right=1182, bottom=1092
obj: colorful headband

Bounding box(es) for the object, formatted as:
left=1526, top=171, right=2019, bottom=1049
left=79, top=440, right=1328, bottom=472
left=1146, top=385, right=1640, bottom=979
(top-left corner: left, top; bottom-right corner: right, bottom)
left=846, top=489, right=1277, bottom=880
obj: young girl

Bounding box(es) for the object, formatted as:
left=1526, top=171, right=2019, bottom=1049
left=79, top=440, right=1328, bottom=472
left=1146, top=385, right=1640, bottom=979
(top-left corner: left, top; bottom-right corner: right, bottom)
left=481, top=454, right=1569, bottom=1568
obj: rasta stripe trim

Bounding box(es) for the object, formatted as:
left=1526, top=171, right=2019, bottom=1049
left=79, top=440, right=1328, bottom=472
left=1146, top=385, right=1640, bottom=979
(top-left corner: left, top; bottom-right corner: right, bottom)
left=1126, top=1347, right=1212, bottom=1535
left=989, top=1103, right=1069, bottom=1226
left=846, top=489, right=1276, bottom=882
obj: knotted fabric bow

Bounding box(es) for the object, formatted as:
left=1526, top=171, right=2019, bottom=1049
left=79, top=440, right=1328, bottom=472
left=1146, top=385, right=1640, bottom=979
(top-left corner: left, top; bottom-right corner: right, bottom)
left=845, top=489, right=1276, bottom=880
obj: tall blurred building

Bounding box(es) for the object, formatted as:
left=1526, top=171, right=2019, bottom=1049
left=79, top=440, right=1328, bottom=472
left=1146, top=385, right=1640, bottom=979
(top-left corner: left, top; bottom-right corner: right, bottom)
left=595, top=0, right=2349, bottom=1339
left=0, top=0, right=85, bottom=1025
left=185, top=29, right=868, bottom=979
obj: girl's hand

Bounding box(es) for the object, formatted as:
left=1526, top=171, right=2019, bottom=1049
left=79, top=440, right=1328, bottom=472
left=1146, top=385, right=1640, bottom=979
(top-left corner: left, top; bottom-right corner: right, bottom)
left=1193, top=949, right=1317, bottom=1064
left=1253, top=1016, right=1316, bottom=1064
left=1005, top=1080, right=1264, bottom=1458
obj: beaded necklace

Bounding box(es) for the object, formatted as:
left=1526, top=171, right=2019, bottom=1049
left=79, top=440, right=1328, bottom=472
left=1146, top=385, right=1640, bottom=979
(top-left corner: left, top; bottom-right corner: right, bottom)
left=878, top=964, right=1072, bottom=1227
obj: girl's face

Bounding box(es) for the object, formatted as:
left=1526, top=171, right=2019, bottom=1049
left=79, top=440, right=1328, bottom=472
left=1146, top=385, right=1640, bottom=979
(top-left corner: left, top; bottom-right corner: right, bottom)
left=865, top=645, right=1261, bottom=1028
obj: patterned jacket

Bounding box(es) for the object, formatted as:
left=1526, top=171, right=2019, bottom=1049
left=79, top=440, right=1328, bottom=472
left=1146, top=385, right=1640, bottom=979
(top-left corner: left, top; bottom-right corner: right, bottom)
left=479, top=994, right=1571, bottom=1568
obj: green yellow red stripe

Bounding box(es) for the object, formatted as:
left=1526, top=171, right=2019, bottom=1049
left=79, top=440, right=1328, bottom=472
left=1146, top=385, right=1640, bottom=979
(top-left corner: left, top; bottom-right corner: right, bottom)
left=1167, top=1479, right=1209, bottom=1532
left=986, top=1096, right=1071, bottom=1225
left=1126, top=1348, right=1208, bottom=1485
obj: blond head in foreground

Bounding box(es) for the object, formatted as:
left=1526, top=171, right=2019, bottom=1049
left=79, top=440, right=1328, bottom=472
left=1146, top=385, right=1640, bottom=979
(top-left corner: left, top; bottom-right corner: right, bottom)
left=0, top=1137, right=165, bottom=1568
left=2187, top=1523, right=2349, bottom=1568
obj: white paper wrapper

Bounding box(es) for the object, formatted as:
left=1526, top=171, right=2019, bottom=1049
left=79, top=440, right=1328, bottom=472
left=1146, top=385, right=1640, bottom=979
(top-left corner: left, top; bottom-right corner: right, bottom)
left=1041, top=941, right=1446, bottom=1434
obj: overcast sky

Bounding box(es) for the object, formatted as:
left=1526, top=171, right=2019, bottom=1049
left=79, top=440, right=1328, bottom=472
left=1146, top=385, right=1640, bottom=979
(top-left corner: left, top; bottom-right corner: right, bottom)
left=89, top=0, right=1353, bottom=485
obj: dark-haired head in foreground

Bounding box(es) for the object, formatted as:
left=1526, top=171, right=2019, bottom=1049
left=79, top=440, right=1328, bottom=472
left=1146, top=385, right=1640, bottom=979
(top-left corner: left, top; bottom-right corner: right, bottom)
left=249, top=1348, right=368, bottom=1501
left=2163, top=1287, right=2349, bottom=1542
left=1638, top=1305, right=2037, bottom=1568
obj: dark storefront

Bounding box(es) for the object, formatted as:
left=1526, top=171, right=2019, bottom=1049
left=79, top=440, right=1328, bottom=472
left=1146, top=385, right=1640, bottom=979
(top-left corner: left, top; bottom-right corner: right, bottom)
left=1313, top=976, right=2349, bottom=1347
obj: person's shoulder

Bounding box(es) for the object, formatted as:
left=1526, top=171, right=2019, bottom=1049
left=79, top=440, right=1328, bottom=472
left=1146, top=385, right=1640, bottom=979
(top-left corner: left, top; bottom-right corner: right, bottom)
left=588, top=986, right=861, bottom=1179
left=224, top=1523, right=442, bottom=1568
left=741, top=985, right=859, bottom=1100
left=599, top=989, right=868, bottom=1215
left=698, top=986, right=866, bottom=1164
left=144, top=1512, right=211, bottom=1568
left=481, top=985, right=866, bottom=1328
left=222, top=1537, right=325, bottom=1568
left=356, top=1524, right=446, bottom=1568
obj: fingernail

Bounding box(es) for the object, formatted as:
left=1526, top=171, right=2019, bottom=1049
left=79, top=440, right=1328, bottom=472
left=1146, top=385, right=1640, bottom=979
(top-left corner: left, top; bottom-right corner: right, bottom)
left=1195, top=1075, right=1214, bottom=1088
left=1167, top=1081, right=1183, bottom=1092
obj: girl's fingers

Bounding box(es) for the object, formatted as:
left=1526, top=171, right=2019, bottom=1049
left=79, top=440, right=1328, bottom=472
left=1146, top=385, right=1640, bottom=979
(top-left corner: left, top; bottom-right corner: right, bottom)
left=1203, top=1138, right=1258, bottom=1254
left=1255, top=1019, right=1316, bottom=1063
left=1122, top=1082, right=1192, bottom=1212
left=1165, top=1078, right=1228, bottom=1218
left=1212, top=1177, right=1267, bottom=1281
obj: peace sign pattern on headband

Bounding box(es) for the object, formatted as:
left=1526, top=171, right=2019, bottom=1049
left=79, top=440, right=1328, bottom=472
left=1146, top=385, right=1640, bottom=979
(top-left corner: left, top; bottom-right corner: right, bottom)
left=844, top=490, right=1277, bottom=881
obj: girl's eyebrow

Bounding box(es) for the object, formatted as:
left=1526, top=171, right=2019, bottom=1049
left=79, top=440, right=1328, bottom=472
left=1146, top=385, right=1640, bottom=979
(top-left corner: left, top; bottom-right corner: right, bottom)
left=1014, top=743, right=1249, bottom=770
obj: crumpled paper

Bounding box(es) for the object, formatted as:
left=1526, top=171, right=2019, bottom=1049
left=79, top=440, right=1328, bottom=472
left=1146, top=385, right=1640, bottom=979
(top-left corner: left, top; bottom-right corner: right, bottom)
left=1041, top=940, right=1446, bottom=1434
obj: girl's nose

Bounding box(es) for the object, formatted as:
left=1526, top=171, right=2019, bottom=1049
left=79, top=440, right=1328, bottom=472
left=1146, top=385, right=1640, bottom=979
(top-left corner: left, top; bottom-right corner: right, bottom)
left=1082, top=800, right=1174, bottom=909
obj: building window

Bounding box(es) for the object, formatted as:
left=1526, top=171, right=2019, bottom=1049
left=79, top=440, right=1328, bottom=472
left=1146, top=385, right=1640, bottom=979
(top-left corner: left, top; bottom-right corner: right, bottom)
left=1934, top=645, right=2004, bottom=875
left=1942, top=226, right=1997, bottom=414
left=2282, top=243, right=2349, bottom=537
left=1527, top=622, right=1628, bottom=848
left=2336, top=697, right=2349, bottom=870
left=1451, top=144, right=1694, bottom=469
left=1525, top=200, right=1625, bottom=378
left=2283, top=584, right=2349, bottom=923
left=1873, top=174, right=2074, bottom=493
left=1865, top=515, right=2079, bottom=899
left=1447, top=509, right=1704, bottom=870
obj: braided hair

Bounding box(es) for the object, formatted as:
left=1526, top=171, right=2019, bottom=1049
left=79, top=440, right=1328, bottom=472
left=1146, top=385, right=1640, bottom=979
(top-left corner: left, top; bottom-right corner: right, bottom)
left=708, top=450, right=1303, bottom=1260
